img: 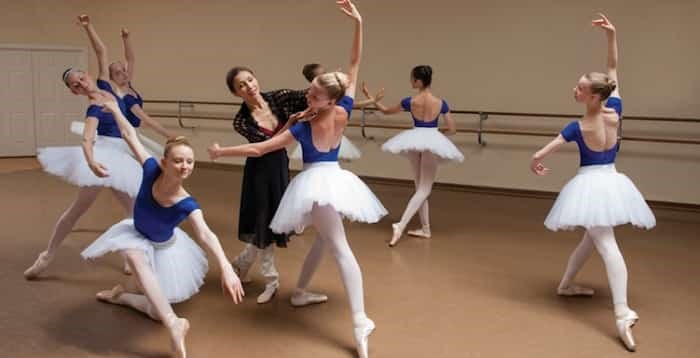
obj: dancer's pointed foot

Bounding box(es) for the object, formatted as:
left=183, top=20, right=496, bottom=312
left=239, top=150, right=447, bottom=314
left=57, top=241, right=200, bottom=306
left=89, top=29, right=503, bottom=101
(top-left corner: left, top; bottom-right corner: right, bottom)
left=354, top=317, right=375, bottom=358
left=616, top=310, right=639, bottom=352
left=388, top=223, right=402, bottom=247
left=24, top=251, right=54, bottom=280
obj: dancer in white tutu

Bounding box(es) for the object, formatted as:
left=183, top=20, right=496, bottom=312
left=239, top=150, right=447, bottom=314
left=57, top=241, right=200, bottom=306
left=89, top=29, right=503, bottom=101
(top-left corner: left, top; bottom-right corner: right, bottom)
left=82, top=98, right=244, bottom=358
left=24, top=15, right=144, bottom=279
left=209, top=2, right=384, bottom=356
left=70, top=18, right=173, bottom=158
left=290, top=63, right=383, bottom=161
left=365, top=65, right=462, bottom=247
left=530, top=14, right=655, bottom=352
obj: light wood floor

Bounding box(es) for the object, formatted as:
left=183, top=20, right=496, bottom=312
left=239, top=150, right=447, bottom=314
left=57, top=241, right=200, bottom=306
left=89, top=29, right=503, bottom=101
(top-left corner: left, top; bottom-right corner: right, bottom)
left=1, top=158, right=699, bottom=357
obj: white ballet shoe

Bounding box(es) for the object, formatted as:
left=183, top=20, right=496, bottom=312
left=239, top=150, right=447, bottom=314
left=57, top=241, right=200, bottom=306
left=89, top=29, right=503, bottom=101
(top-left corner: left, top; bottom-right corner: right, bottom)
left=166, top=315, right=189, bottom=358
left=616, top=310, right=639, bottom=352
left=388, top=223, right=402, bottom=247
left=294, top=225, right=306, bottom=235
left=290, top=290, right=328, bottom=307
left=96, top=284, right=125, bottom=304
left=24, top=251, right=54, bottom=280
left=231, top=260, right=252, bottom=284
left=557, top=285, right=595, bottom=297
left=257, top=285, right=278, bottom=304
left=354, top=317, right=375, bottom=358
left=407, top=226, right=431, bottom=239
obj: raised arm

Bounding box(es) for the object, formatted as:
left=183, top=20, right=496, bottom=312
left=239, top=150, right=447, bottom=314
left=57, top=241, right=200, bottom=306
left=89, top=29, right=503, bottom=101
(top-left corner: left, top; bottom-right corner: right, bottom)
left=102, top=98, right=150, bottom=164
left=121, top=28, right=135, bottom=80
left=593, top=13, right=620, bottom=97
left=187, top=210, right=244, bottom=303
left=77, top=15, right=109, bottom=80
left=209, top=130, right=296, bottom=159
left=337, top=0, right=362, bottom=98
left=530, top=135, right=567, bottom=175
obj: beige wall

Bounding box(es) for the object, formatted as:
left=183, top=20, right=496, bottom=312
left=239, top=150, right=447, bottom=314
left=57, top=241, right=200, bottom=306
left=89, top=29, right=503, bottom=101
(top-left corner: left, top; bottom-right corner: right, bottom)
left=2, top=0, right=699, bottom=204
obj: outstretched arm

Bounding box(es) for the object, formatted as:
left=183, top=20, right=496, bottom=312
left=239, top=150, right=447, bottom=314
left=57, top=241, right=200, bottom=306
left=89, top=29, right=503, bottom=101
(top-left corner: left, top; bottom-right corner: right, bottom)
left=129, top=105, right=174, bottom=139
left=77, top=15, right=109, bottom=80
left=209, top=130, right=296, bottom=159
left=188, top=210, right=244, bottom=303
left=592, top=13, right=620, bottom=97
left=81, top=117, right=109, bottom=178
left=530, top=135, right=566, bottom=175
left=102, top=98, right=150, bottom=164
left=121, top=27, right=135, bottom=80
left=337, top=0, right=362, bottom=98
left=361, top=82, right=400, bottom=114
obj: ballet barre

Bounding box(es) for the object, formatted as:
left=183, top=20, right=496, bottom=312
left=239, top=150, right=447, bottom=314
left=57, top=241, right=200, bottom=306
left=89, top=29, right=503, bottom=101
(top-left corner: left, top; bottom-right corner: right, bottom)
left=143, top=99, right=700, bottom=147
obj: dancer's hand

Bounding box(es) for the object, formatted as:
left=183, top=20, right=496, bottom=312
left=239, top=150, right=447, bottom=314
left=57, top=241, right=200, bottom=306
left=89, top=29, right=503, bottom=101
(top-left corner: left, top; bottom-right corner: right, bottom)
left=592, top=13, right=615, bottom=33
left=89, top=161, right=109, bottom=178
left=77, top=14, right=90, bottom=27
left=289, top=108, right=318, bottom=122
left=337, top=0, right=361, bottom=22
left=121, top=27, right=130, bottom=38
left=221, top=264, right=245, bottom=303
left=361, top=82, right=385, bottom=102
left=208, top=143, right=221, bottom=160
left=530, top=158, right=550, bottom=176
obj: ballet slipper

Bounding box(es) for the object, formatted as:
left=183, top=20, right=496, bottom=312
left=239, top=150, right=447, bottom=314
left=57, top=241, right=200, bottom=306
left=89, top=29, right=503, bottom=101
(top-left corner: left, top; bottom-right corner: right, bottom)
left=24, top=251, right=54, bottom=280
left=557, top=285, right=595, bottom=296
left=290, top=289, right=328, bottom=307
left=388, top=223, right=402, bottom=247
left=407, top=226, right=431, bottom=239
left=353, top=317, right=375, bottom=358
left=616, top=309, right=639, bottom=352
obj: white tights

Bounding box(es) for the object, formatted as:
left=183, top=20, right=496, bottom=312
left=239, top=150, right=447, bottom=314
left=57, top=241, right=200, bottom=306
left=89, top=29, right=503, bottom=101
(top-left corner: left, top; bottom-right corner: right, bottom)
left=395, top=151, right=438, bottom=233
left=296, top=204, right=367, bottom=323
left=559, top=226, right=633, bottom=315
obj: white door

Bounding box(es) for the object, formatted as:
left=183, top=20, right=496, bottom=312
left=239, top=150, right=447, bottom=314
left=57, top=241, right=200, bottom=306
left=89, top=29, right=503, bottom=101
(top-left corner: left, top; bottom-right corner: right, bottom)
left=32, top=49, right=86, bottom=147
left=0, top=49, right=36, bottom=156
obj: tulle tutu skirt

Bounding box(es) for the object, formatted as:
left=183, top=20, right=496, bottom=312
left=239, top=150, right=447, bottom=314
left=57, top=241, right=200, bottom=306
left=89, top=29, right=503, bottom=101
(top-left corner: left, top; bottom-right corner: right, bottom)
left=382, top=127, right=463, bottom=162
left=81, top=219, right=208, bottom=304
left=269, top=162, right=387, bottom=233
left=70, top=120, right=164, bottom=157
left=291, top=135, right=361, bottom=161
left=37, top=135, right=142, bottom=197
left=544, top=164, right=656, bottom=231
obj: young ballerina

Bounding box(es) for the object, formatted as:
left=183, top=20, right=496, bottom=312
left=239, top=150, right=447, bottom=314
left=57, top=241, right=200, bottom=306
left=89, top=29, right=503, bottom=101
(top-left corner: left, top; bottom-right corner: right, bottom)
left=70, top=20, right=173, bottom=157
left=81, top=97, right=245, bottom=358
left=209, top=2, right=384, bottom=356
left=290, top=63, right=382, bottom=161
left=530, top=14, right=655, bottom=351
left=223, top=65, right=308, bottom=303
left=24, top=15, right=143, bottom=279
left=366, top=65, right=463, bottom=247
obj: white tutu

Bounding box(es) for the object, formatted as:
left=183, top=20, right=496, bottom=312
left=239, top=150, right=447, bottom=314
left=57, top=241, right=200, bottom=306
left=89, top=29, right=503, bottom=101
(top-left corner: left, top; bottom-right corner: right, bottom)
left=270, top=162, right=387, bottom=233
left=81, top=219, right=208, bottom=304
left=382, top=127, right=464, bottom=162
left=37, top=135, right=142, bottom=197
left=545, top=164, right=656, bottom=231
left=71, top=120, right=164, bottom=158
left=291, top=135, right=362, bottom=161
